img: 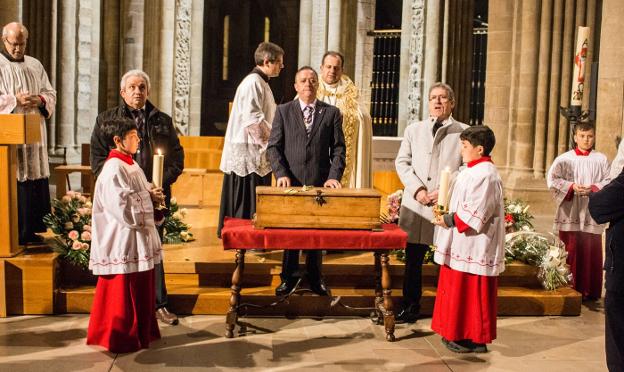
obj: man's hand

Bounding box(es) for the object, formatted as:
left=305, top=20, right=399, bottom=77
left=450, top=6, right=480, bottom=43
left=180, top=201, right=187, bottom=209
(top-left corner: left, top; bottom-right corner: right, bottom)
left=415, top=188, right=432, bottom=206
left=15, top=92, right=41, bottom=110
left=427, top=189, right=439, bottom=206
left=149, top=187, right=165, bottom=204
left=573, top=183, right=591, bottom=196
left=277, top=177, right=291, bottom=187
left=324, top=179, right=341, bottom=188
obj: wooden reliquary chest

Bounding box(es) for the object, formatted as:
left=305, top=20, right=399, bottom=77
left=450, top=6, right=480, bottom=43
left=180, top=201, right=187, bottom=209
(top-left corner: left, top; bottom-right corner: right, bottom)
left=254, top=186, right=382, bottom=230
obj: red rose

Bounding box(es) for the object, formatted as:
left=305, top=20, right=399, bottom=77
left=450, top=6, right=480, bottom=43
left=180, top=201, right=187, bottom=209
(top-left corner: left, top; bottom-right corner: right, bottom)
left=505, top=214, right=514, bottom=223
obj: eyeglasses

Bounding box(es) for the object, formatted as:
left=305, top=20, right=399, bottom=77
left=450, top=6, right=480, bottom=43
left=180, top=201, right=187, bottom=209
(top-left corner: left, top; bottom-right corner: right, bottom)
left=429, top=95, right=451, bottom=102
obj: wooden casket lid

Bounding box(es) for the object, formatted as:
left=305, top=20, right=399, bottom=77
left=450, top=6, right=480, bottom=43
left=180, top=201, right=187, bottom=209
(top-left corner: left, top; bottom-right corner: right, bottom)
left=255, top=186, right=381, bottom=197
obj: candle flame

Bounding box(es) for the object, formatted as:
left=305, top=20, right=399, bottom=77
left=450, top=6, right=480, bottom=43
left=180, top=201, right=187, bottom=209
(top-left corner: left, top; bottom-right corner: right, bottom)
left=157, top=149, right=162, bottom=155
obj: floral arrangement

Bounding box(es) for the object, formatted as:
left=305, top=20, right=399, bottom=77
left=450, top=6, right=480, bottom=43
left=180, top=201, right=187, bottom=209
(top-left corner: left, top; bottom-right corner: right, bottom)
left=162, top=197, right=195, bottom=244
left=504, top=198, right=534, bottom=232
left=505, top=231, right=573, bottom=290
left=381, top=189, right=403, bottom=224
left=43, top=191, right=92, bottom=269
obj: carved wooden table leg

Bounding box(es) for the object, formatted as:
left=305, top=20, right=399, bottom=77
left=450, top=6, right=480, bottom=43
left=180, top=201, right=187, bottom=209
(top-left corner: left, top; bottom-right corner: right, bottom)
left=225, top=249, right=245, bottom=338
left=372, top=252, right=383, bottom=325
left=380, top=251, right=395, bottom=341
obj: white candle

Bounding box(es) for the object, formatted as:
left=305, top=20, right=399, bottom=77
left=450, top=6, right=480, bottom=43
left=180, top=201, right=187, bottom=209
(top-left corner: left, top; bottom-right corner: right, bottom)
left=152, top=149, right=164, bottom=188
left=437, top=166, right=451, bottom=209
left=571, top=26, right=590, bottom=106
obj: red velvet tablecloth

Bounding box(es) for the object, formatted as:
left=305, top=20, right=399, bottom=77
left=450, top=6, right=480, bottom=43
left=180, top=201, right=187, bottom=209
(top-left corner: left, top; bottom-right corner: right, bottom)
left=221, top=218, right=407, bottom=250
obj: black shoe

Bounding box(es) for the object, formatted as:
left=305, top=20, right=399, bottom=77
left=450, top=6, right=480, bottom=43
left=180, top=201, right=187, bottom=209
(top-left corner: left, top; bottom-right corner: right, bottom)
left=275, top=280, right=296, bottom=296
left=395, top=304, right=419, bottom=324
left=444, top=339, right=473, bottom=353
left=309, top=279, right=330, bottom=296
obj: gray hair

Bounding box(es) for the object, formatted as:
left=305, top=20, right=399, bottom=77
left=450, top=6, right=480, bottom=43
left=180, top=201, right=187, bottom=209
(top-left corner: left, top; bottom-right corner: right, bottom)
left=254, top=42, right=284, bottom=66
left=120, top=69, right=151, bottom=91
left=428, top=82, right=455, bottom=102
left=2, top=22, right=29, bottom=39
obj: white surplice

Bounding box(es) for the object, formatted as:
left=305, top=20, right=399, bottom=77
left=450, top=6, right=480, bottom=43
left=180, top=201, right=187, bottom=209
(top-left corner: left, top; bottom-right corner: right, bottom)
left=0, top=53, right=56, bottom=181
left=547, top=149, right=610, bottom=234
left=89, top=158, right=162, bottom=275
left=433, top=161, right=506, bottom=276
left=220, top=73, right=275, bottom=177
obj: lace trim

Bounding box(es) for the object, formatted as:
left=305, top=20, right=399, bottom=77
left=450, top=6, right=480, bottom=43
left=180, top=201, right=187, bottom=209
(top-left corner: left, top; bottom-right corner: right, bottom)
left=221, top=142, right=272, bottom=177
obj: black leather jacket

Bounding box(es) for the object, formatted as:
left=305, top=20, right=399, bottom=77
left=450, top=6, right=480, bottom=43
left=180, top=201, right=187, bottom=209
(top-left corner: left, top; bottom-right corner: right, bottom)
left=90, top=100, right=184, bottom=195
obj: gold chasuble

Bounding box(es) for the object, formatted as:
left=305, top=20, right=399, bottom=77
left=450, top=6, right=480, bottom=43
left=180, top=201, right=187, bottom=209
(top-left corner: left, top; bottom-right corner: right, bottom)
left=317, top=75, right=372, bottom=188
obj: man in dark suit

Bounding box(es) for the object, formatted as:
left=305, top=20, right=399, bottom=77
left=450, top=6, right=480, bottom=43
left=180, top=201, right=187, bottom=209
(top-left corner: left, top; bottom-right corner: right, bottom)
left=588, top=172, right=624, bottom=371
left=267, top=66, right=346, bottom=296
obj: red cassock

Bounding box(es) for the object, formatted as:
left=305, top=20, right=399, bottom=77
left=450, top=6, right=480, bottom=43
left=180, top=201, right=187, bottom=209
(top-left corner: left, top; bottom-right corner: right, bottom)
left=431, top=264, right=498, bottom=344
left=558, top=230, right=603, bottom=299
left=87, top=269, right=160, bottom=353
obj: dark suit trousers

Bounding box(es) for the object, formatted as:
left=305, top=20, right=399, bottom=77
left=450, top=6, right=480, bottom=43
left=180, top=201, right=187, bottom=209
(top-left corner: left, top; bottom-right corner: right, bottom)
left=606, top=290, right=624, bottom=371
left=402, top=242, right=428, bottom=312
left=281, top=250, right=323, bottom=283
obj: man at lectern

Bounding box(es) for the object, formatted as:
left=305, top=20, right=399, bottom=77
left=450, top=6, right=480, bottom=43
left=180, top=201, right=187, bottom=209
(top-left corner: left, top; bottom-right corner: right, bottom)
left=0, top=22, right=56, bottom=245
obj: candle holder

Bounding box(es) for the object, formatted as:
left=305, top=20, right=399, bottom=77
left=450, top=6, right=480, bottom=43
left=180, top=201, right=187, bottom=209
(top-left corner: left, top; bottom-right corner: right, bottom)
left=433, top=204, right=448, bottom=217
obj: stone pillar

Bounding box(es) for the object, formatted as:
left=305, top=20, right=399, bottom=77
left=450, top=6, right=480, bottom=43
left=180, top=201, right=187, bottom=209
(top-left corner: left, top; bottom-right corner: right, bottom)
left=310, top=0, right=329, bottom=69
left=158, top=0, right=175, bottom=116
left=298, top=0, right=313, bottom=67
left=188, top=0, right=204, bottom=136
left=143, top=0, right=162, bottom=106
left=484, top=0, right=601, bottom=214
left=171, top=0, right=192, bottom=135
left=397, top=0, right=425, bottom=135
left=353, top=0, right=375, bottom=111
left=53, top=0, right=101, bottom=161
left=121, top=0, right=144, bottom=72
left=422, top=0, right=443, bottom=117
left=596, top=0, right=624, bottom=159
left=327, top=0, right=342, bottom=52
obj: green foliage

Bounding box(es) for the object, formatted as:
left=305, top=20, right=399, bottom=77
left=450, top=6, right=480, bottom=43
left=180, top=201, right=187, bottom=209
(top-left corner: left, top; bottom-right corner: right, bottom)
left=162, top=198, right=195, bottom=244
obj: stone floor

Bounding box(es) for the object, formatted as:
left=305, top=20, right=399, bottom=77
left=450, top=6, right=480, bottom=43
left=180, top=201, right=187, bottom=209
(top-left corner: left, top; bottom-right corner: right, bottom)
left=0, top=300, right=607, bottom=371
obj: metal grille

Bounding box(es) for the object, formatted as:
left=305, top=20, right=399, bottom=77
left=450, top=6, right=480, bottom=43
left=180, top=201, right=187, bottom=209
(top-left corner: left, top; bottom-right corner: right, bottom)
left=369, top=30, right=401, bottom=136
left=469, top=27, right=487, bottom=126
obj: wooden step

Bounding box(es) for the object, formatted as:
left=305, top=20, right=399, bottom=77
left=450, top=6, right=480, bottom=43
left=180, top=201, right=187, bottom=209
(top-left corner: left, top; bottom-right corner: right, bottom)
left=56, top=284, right=581, bottom=317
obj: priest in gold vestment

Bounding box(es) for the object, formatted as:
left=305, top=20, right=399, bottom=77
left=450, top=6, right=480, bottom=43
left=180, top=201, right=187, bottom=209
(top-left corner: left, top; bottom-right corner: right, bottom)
left=317, top=51, right=372, bottom=188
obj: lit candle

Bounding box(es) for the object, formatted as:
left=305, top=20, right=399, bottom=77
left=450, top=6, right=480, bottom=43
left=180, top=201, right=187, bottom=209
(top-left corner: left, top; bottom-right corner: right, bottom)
left=571, top=26, right=590, bottom=106
left=437, top=166, right=451, bottom=209
left=152, top=149, right=164, bottom=188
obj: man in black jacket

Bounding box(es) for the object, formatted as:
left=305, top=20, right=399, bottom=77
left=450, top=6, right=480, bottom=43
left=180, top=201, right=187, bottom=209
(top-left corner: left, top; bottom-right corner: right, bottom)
left=90, top=69, right=184, bottom=325
left=267, top=66, right=346, bottom=296
left=588, top=172, right=624, bottom=371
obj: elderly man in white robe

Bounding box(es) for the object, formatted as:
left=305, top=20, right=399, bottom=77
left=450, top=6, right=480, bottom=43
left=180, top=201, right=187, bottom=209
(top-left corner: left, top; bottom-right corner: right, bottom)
left=0, top=22, right=56, bottom=245
left=317, top=51, right=372, bottom=188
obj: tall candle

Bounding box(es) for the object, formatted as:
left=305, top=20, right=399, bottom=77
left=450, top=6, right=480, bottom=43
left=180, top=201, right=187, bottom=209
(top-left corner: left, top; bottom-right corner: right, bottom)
left=437, top=166, right=451, bottom=209
left=152, top=149, right=164, bottom=188
left=571, top=26, right=590, bottom=106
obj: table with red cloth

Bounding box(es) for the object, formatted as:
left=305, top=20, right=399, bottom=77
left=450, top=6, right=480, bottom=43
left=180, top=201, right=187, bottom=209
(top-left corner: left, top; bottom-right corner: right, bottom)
left=221, top=217, right=407, bottom=342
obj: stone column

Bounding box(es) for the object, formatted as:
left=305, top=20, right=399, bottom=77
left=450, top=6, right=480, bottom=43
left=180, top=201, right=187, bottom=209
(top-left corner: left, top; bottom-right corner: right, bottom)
left=188, top=0, right=204, bottom=136
left=121, top=0, right=144, bottom=72
left=353, top=0, right=375, bottom=111
left=55, top=0, right=77, bottom=157
left=421, top=0, right=443, bottom=117
left=171, top=0, right=192, bottom=135
left=298, top=0, right=313, bottom=67
left=596, top=0, right=624, bottom=159
left=309, top=0, right=329, bottom=69
left=158, top=0, right=175, bottom=116
left=327, top=0, right=342, bottom=52
left=397, top=0, right=425, bottom=135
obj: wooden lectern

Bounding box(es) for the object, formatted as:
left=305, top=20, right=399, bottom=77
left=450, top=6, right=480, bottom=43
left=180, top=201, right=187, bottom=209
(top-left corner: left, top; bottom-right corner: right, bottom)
left=0, top=114, right=41, bottom=257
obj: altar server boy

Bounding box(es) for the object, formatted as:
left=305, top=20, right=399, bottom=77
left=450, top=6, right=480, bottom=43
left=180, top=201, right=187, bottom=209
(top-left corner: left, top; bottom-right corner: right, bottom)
left=546, top=121, right=610, bottom=300
left=431, top=125, right=505, bottom=353
left=86, top=117, right=165, bottom=353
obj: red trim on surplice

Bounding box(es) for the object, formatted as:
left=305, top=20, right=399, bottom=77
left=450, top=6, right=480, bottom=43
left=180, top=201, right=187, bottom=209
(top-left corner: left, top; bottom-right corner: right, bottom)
left=431, top=265, right=498, bottom=344
left=87, top=269, right=160, bottom=353
left=558, top=230, right=603, bottom=299
left=220, top=217, right=407, bottom=250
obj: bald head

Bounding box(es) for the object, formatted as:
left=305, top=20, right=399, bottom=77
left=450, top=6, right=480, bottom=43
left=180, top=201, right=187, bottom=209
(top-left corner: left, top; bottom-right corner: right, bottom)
left=2, top=22, right=28, bottom=60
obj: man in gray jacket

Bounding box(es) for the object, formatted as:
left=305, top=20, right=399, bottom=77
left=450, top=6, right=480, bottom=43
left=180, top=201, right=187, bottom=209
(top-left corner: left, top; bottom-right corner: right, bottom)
left=394, top=82, right=468, bottom=323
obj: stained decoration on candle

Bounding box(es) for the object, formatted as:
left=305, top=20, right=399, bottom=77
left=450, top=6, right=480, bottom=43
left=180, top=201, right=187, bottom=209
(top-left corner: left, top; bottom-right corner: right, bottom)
left=571, top=27, right=590, bottom=106
left=437, top=166, right=451, bottom=211
left=153, top=149, right=164, bottom=188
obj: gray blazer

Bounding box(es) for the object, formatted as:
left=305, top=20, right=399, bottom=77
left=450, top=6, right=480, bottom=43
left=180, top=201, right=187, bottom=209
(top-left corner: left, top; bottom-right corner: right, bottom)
left=268, top=100, right=346, bottom=187
left=395, top=117, right=468, bottom=244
